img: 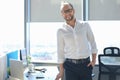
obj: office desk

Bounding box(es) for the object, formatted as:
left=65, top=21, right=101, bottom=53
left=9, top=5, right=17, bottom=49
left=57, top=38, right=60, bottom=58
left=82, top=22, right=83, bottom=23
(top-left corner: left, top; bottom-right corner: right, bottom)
left=24, top=66, right=59, bottom=80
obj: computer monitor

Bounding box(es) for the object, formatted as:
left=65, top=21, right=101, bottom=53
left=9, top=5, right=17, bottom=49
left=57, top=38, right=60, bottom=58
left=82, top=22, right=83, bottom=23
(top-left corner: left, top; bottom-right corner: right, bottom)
left=19, top=48, right=27, bottom=67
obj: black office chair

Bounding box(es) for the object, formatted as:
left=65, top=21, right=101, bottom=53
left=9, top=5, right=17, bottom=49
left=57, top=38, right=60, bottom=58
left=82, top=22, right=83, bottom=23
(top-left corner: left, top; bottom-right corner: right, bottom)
left=98, top=47, right=120, bottom=80
left=103, top=47, right=120, bottom=55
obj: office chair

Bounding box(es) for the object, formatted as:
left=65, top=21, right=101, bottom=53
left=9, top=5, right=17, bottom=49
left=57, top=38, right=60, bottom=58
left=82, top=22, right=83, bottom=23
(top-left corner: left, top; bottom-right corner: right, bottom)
left=98, top=47, right=120, bottom=80
left=103, top=47, right=120, bottom=55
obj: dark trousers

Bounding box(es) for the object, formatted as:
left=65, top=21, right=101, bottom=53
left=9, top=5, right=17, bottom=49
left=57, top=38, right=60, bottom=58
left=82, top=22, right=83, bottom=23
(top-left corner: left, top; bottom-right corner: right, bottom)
left=63, top=58, right=93, bottom=80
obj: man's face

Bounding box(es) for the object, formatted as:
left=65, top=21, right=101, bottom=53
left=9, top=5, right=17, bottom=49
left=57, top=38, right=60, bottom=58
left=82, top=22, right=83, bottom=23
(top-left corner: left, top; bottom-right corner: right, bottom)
left=61, top=4, right=75, bottom=21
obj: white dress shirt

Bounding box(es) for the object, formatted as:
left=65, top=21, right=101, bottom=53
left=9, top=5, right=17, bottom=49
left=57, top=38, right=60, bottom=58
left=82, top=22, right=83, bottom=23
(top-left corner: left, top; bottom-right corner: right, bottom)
left=57, top=20, right=98, bottom=63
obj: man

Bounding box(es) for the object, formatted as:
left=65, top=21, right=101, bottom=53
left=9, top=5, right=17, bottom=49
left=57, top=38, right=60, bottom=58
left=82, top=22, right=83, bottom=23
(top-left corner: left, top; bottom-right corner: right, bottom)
left=56, top=1, right=98, bottom=80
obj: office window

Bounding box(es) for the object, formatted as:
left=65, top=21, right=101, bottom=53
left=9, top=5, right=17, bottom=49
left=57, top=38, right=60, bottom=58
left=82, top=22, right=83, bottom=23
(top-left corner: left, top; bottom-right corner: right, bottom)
left=30, top=0, right=83, bottom=22
left=0, top=0, right=24, bottom=53
left=28, top=0, right=120, bottom=64
left=89, top=0, right=120, bottom=20
left=89, top=21, right=120, bottom=64
left=30, top=22, right=62, bottom=61
left=29, top=0, right=83, bottom=61
left=30, top=21, right=120, bottom=64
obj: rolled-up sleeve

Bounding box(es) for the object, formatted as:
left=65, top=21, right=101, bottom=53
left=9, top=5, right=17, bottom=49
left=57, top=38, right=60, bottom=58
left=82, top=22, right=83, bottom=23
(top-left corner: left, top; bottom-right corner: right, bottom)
left=86, top=23, right=98, bottom=54
left=57, top=29, right=65, bottom=63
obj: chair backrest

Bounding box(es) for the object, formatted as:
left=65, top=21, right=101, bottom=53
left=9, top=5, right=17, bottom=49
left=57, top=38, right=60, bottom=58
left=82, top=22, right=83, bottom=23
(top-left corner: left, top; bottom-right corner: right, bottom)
left=103, top=47, right=120, bottom=55
left=98, top=47, right=120, bottom=80
left=99, top=55, right=120, bottom=71
left=98, top=54, right=120, bottom=80
left=98, top=47, right=120, bottom=73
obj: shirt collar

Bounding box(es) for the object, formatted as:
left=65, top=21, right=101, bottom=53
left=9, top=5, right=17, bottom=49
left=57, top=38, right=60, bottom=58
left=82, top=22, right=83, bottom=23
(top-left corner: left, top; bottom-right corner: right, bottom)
left=63, top=19, right=80, bottom=29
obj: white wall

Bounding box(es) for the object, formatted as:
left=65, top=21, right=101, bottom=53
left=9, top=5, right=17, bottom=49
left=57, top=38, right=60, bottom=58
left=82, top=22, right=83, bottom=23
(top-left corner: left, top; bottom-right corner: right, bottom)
left=89, top=0, right=120, bottom=20
left=0, top=0, right=24, bottom=52
left=0, top=0, right=24, bottom=79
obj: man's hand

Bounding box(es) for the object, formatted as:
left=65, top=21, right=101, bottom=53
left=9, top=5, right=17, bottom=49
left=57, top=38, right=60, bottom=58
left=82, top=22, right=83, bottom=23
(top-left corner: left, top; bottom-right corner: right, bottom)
left=87, top=61, right=96, bottom=67
left=88, top=53, right=96, bottom=67
left=55, top=72, right=63, bottom=80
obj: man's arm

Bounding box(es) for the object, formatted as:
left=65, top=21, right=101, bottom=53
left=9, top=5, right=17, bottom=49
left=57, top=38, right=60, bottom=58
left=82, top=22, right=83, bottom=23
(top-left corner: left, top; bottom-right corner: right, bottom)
left=56, top=63, right=64, bottom=80
left=92, top=53, right=97, bottom=66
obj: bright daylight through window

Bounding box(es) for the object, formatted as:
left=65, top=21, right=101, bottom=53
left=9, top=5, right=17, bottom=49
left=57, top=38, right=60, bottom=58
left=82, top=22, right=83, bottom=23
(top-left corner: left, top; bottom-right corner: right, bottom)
left=30, top=21, right=120, bottom=64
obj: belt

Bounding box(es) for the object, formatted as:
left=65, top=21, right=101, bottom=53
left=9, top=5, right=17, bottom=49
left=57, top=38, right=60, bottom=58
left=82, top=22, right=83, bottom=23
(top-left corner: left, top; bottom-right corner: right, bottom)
left=65, top=57, right=90, bottom=64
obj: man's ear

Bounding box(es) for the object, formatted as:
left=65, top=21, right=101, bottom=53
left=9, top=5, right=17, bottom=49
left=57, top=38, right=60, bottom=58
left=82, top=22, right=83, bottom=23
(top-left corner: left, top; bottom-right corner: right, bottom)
left=61, top=12, right=64, bottom=17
